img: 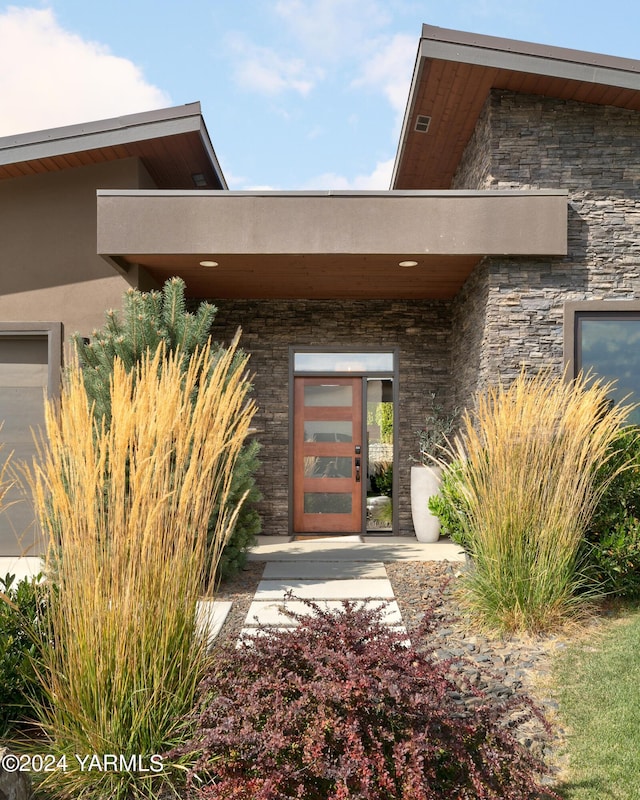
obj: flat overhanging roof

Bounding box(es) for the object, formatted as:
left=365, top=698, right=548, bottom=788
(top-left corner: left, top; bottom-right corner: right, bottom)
left=97, top=189, right=567, bottom=300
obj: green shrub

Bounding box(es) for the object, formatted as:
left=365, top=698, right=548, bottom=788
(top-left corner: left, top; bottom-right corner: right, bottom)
left=73, top=277, right=261, bottom=582
left=581, top=426, right=640, bottom=598
left=427, top=460, right=470, bottom=549
left=370, top=460, right=393, bottom=496
left=0, top=573, right=48, bottom=738
left=211, top=437, right=262, bottom=581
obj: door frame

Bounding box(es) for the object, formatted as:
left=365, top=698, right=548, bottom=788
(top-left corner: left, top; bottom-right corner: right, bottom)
left=288, top=347, right=399, bottom=537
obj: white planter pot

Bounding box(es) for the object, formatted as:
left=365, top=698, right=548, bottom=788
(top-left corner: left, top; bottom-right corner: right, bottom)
left=410, top=464, right=442, bottom=543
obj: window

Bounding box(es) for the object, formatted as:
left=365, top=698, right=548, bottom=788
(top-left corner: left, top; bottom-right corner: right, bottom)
left=293, top=351, right=394, bottom=373
left=565, top=302, right=640, bottom=424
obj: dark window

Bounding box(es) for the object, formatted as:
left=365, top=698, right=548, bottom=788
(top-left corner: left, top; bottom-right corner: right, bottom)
left=575, top=311, right=640, bottom=424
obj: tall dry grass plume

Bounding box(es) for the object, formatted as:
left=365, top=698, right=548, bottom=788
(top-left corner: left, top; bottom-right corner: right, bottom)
left=25, top=336, right=255, bottom=799
left=450, top=368, right=634, bottom=634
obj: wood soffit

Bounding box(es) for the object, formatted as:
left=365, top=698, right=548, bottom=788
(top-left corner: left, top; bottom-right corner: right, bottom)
left=0, top=131, right=221, bottom=189
left=393, top=27, right=640, bottom=190
left=125, top=253, right=482, bottom=301
left=0, top=105, right=224, bottom=189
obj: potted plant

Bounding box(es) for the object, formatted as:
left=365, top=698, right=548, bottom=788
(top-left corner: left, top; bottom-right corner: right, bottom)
left=411, top=396, right=458, bottom=543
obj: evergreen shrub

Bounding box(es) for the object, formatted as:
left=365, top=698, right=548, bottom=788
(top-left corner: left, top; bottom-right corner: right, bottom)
left=72, top=277, right=261, bottom=581
left=174, top=599, right=558, bottom=800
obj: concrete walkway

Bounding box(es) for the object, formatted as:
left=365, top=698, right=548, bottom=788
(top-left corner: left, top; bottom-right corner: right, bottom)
left=0, top=537, right=465, bottom=643
left=240, top=536, right=464, bottom=638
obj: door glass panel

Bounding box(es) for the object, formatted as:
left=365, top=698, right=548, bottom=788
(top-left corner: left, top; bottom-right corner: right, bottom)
left=304, top=456, right=352, bottom=478
left=304, top=493, right=353, bottom=514
left=295, top=352, right=394, bottom=373
left=304, top=421, right=352, bottom=442
left=366, top=378, right=393, bottom=532
left=304, top=384, right=353, bottom=406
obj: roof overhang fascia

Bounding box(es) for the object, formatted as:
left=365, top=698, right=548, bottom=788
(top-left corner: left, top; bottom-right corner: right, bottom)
left=0, top=103, right=227, bottom=189
left=96, top=189, right=567, bottom=300
left=418, top=26, right=640, bottom=88
left=97, top=188, right=567, bottom=257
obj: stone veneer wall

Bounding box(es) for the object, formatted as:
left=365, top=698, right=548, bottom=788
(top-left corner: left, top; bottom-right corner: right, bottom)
left=207, top=300, right=452, bottom=535
left=450, top=90, right=640, bottom=408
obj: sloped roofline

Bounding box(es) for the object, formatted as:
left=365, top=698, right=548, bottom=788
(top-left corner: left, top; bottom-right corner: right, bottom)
left=419, top=24, right=640, bottom=81
left=0, top=102, right=227, bottom=189
left=392, top=25, right=640, bottom=189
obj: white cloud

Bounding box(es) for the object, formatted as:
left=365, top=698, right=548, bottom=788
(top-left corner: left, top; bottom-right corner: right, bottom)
left=352, top=32, right=416, bottom=116
left=274, top=0, right=391, bottom=61
left=0, top=7, right=170, bottom=136
left=226, top=32, right=322, bottom=96
left=302, top=157, right=394, bottom=190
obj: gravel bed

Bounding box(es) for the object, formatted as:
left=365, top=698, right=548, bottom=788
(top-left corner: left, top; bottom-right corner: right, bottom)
left=386, top=561, right=569, bottom=774
left=214, top=561, right=266, bottom=643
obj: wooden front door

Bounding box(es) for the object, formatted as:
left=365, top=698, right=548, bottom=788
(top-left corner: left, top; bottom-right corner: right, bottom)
left=293, top=377, right=363, bottom=533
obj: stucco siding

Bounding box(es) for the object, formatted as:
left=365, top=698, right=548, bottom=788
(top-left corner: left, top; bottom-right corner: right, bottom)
left=0, top=158, right=155, bottom=342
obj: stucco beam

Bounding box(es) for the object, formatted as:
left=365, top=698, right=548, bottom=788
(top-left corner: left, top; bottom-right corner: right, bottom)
left=97, top=190, right=567, bottom=258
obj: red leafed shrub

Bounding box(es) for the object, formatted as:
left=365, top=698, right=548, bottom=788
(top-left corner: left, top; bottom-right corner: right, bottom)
left=174, top=598, right=559, bottom=800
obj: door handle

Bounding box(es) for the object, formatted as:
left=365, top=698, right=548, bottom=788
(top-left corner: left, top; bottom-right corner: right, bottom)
left=355, top=458, right=361, bottom=482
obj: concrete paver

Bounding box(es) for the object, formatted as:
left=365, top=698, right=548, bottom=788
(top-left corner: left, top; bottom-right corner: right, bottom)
left=248, top=537, right=465, bottom=563
left=244, top=599, right=404, bottom=628
left=254, top=577, right=394, bottom=600
left=261, top=561, right=388, bottom=580
left=239, top=537, right=464, bottom=640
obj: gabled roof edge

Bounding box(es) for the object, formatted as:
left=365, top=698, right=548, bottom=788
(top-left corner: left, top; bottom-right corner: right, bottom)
left=0, top=102, right=227, bottom=189
left=420, top=24, right=640, bottom=76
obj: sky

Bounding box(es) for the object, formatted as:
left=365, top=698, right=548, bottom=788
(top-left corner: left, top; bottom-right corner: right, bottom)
left=1, top=0, right=639, bottom=190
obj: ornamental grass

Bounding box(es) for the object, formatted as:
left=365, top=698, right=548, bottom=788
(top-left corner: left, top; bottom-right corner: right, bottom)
left=449, top=368, right=634, bottom=634
left=24, top=336, right=255, bottom=800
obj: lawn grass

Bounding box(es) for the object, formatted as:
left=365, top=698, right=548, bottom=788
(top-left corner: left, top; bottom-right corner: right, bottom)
left=553, top=603, right=640, bottom=799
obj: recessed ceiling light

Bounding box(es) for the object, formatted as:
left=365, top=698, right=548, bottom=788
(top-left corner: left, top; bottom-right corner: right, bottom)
left=398, top=260, right=418, bottom=268
left=199, top=260, right=219, bottom=268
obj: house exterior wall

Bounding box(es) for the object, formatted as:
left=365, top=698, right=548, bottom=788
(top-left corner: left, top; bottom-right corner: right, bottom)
left=0, top=157, right=157, bottom=555
left=450, top=91, right=640, bottom=409
left=0, top=157, right=156, bottom=344
left=208, top=299, right=452, bottom=535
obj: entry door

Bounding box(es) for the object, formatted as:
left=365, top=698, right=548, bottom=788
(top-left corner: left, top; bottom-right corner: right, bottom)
left=293, top=377, right=362, bottom=533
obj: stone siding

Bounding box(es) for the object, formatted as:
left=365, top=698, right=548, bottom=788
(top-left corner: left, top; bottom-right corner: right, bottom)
left=450, top=91, right=640, bottom=406
left=208, top=300, right=452, bottom=535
